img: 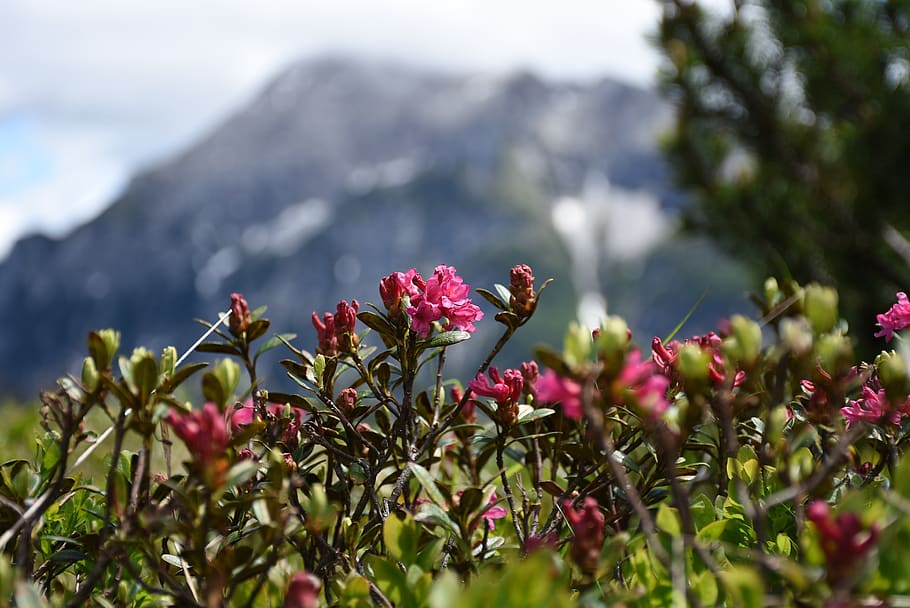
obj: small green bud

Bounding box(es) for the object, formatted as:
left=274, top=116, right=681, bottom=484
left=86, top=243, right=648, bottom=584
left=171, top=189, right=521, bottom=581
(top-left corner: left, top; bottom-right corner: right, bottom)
left=563, top=321, right=593, bottom=368
left=99, top=329, right=121, bottom=366
left=160, top=346, right=177, bottom=379
left=81, top=356, right=99, bottom=392
left=815, top=334, right=853, bottom=377
left=803, top=284, right=839, bottom=334
left=678, top=343, right=710, bottom=383
left=876, top=350, right=910, bottom=401
left=723, top=315, right=763, bottom=367
left=595, top=316, right=630, bottom=358
left=779, top=316, right=813, bottom=355
left=764, top=277, right=780, bottom=305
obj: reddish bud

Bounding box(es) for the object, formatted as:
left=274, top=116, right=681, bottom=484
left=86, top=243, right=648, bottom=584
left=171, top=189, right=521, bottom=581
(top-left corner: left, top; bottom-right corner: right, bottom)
left=807, top=500, right=879, bottom=586
left=229, top=293, right=251, bottom=337
left=283, top=571, right=321, bottom=608
left=563, top=497, right=605, bottom=573
left=509, top=264, right=536, bottom=318
left=336, top=387, right=358, bottom=417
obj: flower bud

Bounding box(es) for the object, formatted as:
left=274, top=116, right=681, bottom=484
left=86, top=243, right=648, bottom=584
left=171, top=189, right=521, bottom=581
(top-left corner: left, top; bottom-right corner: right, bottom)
left=229, top=293, right=251, bottom=337
left=508, top=264, right=536, bottom=318
left=336, top=387, right=358, bottom=418
left=81, top=356, right=99, bottom=392
left=677, top=343, right=710, bottom=384
left=803, top=284, right=839, bottom=334
left=595, top=316, right=630, bottom=359
left=562, top=497, right=605, bottom=573
left=722, top=315, right=763, bottom=368
left=283, top=571, right=321, bottom=608
left=815, top=334, right=854, bottom=378
left=876, top=350, right=910, bottom=402
left=780, top=316, right=814, bottom=355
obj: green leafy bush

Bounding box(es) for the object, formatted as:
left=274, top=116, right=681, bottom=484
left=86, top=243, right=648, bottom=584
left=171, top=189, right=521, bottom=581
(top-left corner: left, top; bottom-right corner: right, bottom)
left=2, top=265, right=910, bottom=606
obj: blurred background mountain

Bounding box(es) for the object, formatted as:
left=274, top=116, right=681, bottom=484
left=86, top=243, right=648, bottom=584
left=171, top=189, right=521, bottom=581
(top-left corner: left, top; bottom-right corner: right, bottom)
left=0, top=56, right=751, bottom=398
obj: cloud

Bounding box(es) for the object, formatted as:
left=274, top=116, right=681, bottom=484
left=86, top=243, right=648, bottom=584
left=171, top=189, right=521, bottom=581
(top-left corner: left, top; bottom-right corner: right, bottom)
left=0, top=0, right=728, bottom=259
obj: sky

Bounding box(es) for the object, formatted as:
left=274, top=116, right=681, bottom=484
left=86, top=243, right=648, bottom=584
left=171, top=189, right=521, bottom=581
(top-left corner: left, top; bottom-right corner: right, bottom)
left=0, top=0, right=728, bottom=260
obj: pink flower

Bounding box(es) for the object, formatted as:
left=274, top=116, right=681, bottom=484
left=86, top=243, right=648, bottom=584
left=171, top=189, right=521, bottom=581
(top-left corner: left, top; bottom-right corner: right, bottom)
left=618, top=350, right=670, bottom=419
left=841, top=385, right=906, bottom=426
left=405, top=265, right=483, bottom=337
left=336, top=387, right=358, bottom=417
left=379, top=269, right=423, bottom=316
left=535, top=370, right=583, bottom=420
left=312, top=299, right=359, bottom=355
left=228, top=400, right=307, bottom=446
left=875, top=292, right=910, bottom=342
left=562, top=497, right=605, bottom=573
left=652, top=333, right=745, bottom=388
left=807, top=500, right=879, bottom=585
left=283, top=571, right=321, bottom=608
left=311, top=311, right=337, bottom=356
left=229, top=292, right=251, bottom=337
left=481, top=493, right=508, bottom=530
left=166, top=403, right=230, bottom=485
left=469, top=367, right=523, bottom=426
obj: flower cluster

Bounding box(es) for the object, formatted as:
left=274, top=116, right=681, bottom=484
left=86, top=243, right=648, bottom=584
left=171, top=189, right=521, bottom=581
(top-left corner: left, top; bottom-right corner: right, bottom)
left=312, top=299, right=359, bottom=356
left=228, top=400, right=307, bottom=447
left=616, top=350, right=670, bottom=419
left=875, top=292, right=910, bottom=342
left=535, top=371, right=583, bottom=420
left=390, top=265, right=484, bottom=337
left=469, top=366, right=524, bottom=426
left=652, top=332, right=745, bottom=387
left=166, top=402, right=231, bottom=486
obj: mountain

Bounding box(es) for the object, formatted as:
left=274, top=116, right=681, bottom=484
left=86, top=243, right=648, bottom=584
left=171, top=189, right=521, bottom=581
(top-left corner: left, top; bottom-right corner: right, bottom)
left=0, top=56, right=751, bottom=399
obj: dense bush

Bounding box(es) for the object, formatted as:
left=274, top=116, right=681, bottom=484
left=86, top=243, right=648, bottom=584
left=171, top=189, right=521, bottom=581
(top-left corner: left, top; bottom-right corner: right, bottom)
left=3, top=263, right=910, bottom=606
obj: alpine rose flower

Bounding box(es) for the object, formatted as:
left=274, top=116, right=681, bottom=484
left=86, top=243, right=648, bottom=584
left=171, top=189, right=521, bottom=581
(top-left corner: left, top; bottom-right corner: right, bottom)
left=618, top=350, right=670, bottom=419
left=228, top=400, right=307, bottom=447
left=841, top=385, right=908, bottom=426
left=166, top=403, right=230, bottom=486
left=469, top=366, right=523, bottom=426
left=874, top=292, right=910, bottom=342
left=563, top=497, right=605, bottom=573
left=312, top=299, right=359, bottom=356
left=535, top=370, right=583, bottom=420
left=405, top=265, right=483, bottom=337
left=379, top=269, right=424, bottom=316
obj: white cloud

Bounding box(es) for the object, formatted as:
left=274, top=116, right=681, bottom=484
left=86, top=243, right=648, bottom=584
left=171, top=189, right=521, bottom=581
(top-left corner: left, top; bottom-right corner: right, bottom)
left=0, top=0, right=731, bottom=259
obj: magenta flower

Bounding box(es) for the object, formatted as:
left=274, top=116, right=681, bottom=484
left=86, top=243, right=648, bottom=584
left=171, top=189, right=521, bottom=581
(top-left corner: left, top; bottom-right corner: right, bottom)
left=166, top=403, right=230, bottom=485
left=312, top=299, right=359, bottom=355
left=652, top=333, right=744, bottom=388
left=283, top=571, right=321, bottom=608
left=481, top=492, right=508, bottom=530
left=874, top=292, right=910, bottom=342
left=469, top=366, right=523, bottom=426
left=806, top=500, right=879, bottom=585
left=562, top=497, right=606, bottom=573
left=841, top=385, right=905, bottom=426
left=618, top=350, right=670, bottom=419
left=535, top=370, right=583, bottom=420
left=405, top=265, right=483, bottom=337
left=379, top=268, right=424, bottom=315
left=228, top=400, right=307, bottom=446
left=335, top=387, right=358, bottom=417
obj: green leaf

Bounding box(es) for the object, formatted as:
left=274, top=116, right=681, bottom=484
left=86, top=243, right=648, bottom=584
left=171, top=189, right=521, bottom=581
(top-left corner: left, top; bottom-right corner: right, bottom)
left=517, top=406, right=554, bottom=423
left=357, top=311, right=397, bottom=337
left=414, top=503, right=463, bottom=540
left=494, top=283, right=512, bottom=306
left=224, top=459, right=258, bottom=489
left=201, top=372, right=226, bottom=407
left=474, top=288, right=507, bottom=310
left=656, top=504, right=682, bottom=538
left=719, top=566, right=763, bottom=608
left=423, top=331, right=471, bottom=348
left=383, top=511, right=419, bottom=565
left=160, top=362, right=208, bottom=393
left=409, top=462, right=448, bottom=507
left=367, top=555, right=413, bottom=606
left=256, top=332, right=297, bottom=358
left=194, top=342, right=241, bottom=356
